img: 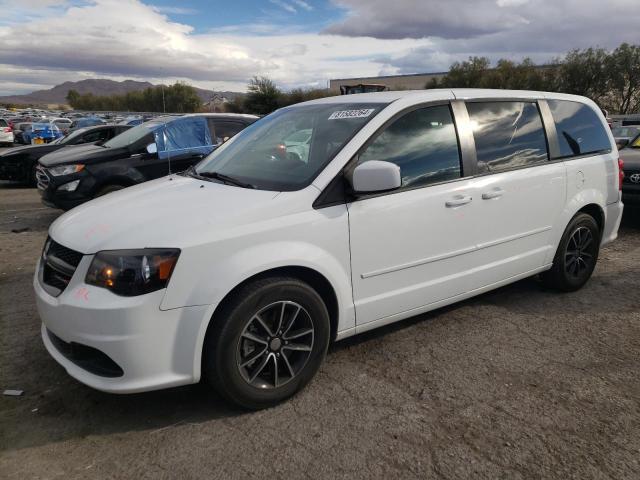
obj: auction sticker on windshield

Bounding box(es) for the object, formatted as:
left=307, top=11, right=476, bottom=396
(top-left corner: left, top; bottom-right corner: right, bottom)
left=328, top=109, right=375, bottom=120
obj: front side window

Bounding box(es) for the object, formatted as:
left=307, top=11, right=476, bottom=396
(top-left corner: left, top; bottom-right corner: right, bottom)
left=356, top=105, right=461, bottom=189
left=213, top=121, right=246, bottom=144
left=547, top=100, right=611, bottom=158
left=196, top=103, right=387, bottom=191
left=467, top=101, right=548, bottom=173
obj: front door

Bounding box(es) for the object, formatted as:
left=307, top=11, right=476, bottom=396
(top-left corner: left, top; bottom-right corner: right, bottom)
left=347, top=104, right=479, bottom=326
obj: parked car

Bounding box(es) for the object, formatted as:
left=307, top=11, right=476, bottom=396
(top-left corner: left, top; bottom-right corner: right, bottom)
left=611, top=126, right=640, bottom=148
left=29, top=122, right=63, bottom=144
left=34, top=90, right=623, bottom=409
left=37, top=113, right=257, bottom=209
left=68, top=117, right=106, bottom=131
left=118, top=116, right=144, bottom=126
left=52, top=117, right=73, bottom=133
left=0, top=118, right=14, bottom=146
left=0, top=124, right=131, bottom=185
left=13, top=122, right=33, bottom=145
left=619, top=133, right=640, bottom=206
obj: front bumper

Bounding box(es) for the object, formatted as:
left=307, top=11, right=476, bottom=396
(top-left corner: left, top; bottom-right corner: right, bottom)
left=602, top=200, right=624, bottom=246
left=34, top=255, right=213, bottom=393
left=622, top=183, right=640, bottom=206
left=37, top=167, right=93, bottom=210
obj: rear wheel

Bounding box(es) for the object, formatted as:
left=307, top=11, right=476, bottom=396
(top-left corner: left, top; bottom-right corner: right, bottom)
left=204, top=277, right=330, bottom=410
left=541, top=213, right=600, bottom=291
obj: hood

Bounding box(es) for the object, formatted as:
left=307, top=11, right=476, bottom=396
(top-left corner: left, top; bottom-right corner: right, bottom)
left=39, top=143, right=127, bottom=167
left=49, top=175, right=295, bottom=254
left=0, top=143, right=60, bottom=157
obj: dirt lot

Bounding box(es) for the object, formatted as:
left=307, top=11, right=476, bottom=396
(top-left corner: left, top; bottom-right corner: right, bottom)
left=0, top=183, right=639, bottom=480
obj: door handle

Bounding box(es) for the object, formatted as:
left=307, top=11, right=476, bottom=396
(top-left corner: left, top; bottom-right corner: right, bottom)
left=445, top=195, right=473, bottom=207
left=481, top=188, right=504, bottom=200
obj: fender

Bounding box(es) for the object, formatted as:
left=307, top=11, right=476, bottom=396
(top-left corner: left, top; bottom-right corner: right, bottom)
left=161, top=239, right=354, bottom=328
left=162, top=239, right=355, bottom=384
left=87, top=160, right=145, bottom=193
left=545, top=187, right=606, bottom=264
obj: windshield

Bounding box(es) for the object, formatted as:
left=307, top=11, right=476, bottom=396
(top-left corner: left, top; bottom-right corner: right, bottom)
left=103, top=121, right=160, bottom=149
left=612, top=126, right=639, bottom=138
left=196, top=103, right=387, bottom=191
left=54, top=127, right=89, bottom=144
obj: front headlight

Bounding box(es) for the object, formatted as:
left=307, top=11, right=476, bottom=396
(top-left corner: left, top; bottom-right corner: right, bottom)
left=85, top=249, right=180, bottom=296
left=48, top=164, right=84, bottom=176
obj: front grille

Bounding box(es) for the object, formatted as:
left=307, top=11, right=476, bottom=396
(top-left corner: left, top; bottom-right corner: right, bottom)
left=47, top=329, right=124, bottom=378
left=47, top=239, right=83, bottom=267
left=41, top=237, right=83, bottom=296
left=36, top=166, right=49, bottom=190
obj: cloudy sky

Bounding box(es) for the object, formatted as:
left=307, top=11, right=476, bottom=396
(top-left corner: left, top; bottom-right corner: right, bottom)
left=0, top=0, right=638, bottom=96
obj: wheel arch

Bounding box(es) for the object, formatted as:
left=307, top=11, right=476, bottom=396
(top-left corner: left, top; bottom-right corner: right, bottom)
left=576, top=203, right=604, bottom=233
left=197, top=265, right=341, bottom=381
left=205, top=265, right=340, bottom=343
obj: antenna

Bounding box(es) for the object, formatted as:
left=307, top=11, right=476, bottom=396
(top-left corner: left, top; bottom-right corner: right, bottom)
left=163, top=124, right=171, bottom=175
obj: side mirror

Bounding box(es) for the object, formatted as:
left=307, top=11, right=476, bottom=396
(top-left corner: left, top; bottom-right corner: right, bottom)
left=350, top=160, right=401, bottom=193
left=146, top=142, right=158, bottom=154
left=616, top=139, right=630, bottom=149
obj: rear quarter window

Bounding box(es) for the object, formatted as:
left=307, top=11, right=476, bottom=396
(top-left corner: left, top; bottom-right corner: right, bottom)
left=547, top=100, right=611, bottom=158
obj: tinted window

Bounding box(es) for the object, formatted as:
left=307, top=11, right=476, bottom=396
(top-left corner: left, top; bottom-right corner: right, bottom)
left=82, top=129, right=110, bottom=143
left=467, top=101, right=548, bottom=172
left=548, top=100, right=611, bottom=158
left=357, top=105, right=461, bottom=188
left=0, top=119, right=7, bottom=127
left=213, top=121, right=245, bottom=144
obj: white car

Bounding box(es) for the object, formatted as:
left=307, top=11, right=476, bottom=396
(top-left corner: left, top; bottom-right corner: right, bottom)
left=34, top=89, right=624, bottom=409
left=0, top=118, right=14, bottom=146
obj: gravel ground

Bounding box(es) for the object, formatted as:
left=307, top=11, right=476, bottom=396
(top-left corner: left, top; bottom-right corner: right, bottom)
left=1, top=183, right=639, bottom=480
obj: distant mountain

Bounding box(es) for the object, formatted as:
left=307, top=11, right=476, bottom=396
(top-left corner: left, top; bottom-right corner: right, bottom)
left=0, top=79, right=240, bottom=106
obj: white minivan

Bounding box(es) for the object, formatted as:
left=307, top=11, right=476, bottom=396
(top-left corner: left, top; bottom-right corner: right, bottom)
left=34, top=89, right=624, bottom=409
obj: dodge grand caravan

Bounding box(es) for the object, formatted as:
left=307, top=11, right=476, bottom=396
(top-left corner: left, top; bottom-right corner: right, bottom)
left=34, top=89, right=624, bottom=409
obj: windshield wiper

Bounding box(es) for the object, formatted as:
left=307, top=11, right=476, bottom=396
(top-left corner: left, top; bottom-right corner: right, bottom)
left=197, top=171, right=256, bottom=189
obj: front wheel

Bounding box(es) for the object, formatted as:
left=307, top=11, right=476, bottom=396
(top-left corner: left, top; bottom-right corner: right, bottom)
left=204, top=277, right=330, bottom=409
left=541, top=213, right=600, bottom=292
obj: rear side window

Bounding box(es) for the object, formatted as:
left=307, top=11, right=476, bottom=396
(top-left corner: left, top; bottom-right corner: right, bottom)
left=467, top=101, right=548, bottom=173
left=0, top=119, right=7, bottom=127
left=547, top=100, right=611, bottom=158
left=357, top=105, right=461, bottom=189
left=213, top=121, right=246, bottom=144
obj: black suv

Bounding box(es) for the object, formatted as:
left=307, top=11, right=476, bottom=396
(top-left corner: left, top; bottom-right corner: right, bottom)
left=0, top=124, right=131, bottom=185
left=37, top=114, right=257, bottom=210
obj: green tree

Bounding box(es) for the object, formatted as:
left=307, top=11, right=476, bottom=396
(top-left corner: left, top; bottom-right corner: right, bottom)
left=66, top=89, right=81, bottom=107
left=554, top=48, right=609, bottom=102
left=606, top=43, right=640, bottom=114
left=244, top=76, right=282, bottom=114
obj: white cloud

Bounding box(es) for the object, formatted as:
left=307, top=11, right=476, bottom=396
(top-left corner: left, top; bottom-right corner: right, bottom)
left=292, top=0, right=313, bottom=11
left=0, top=0, right=429, bottom=93
left=1, top=0, right=639, bottom=97
left=269, top=0, right=297, bottom=14
left=496, top=0, right=529, bottom=6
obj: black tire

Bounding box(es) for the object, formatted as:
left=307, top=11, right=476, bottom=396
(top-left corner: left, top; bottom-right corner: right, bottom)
left=203, top=277, right=330, bottom=410
left=95, top=184, right=125, bottom=197
left=541, top=213, right=600, bottom=292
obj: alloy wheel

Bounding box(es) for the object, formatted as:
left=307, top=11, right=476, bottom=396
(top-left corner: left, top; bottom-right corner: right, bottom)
left=565, top=226, right=595, bottom=278
left=236, top=301, right=314, bottom=389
